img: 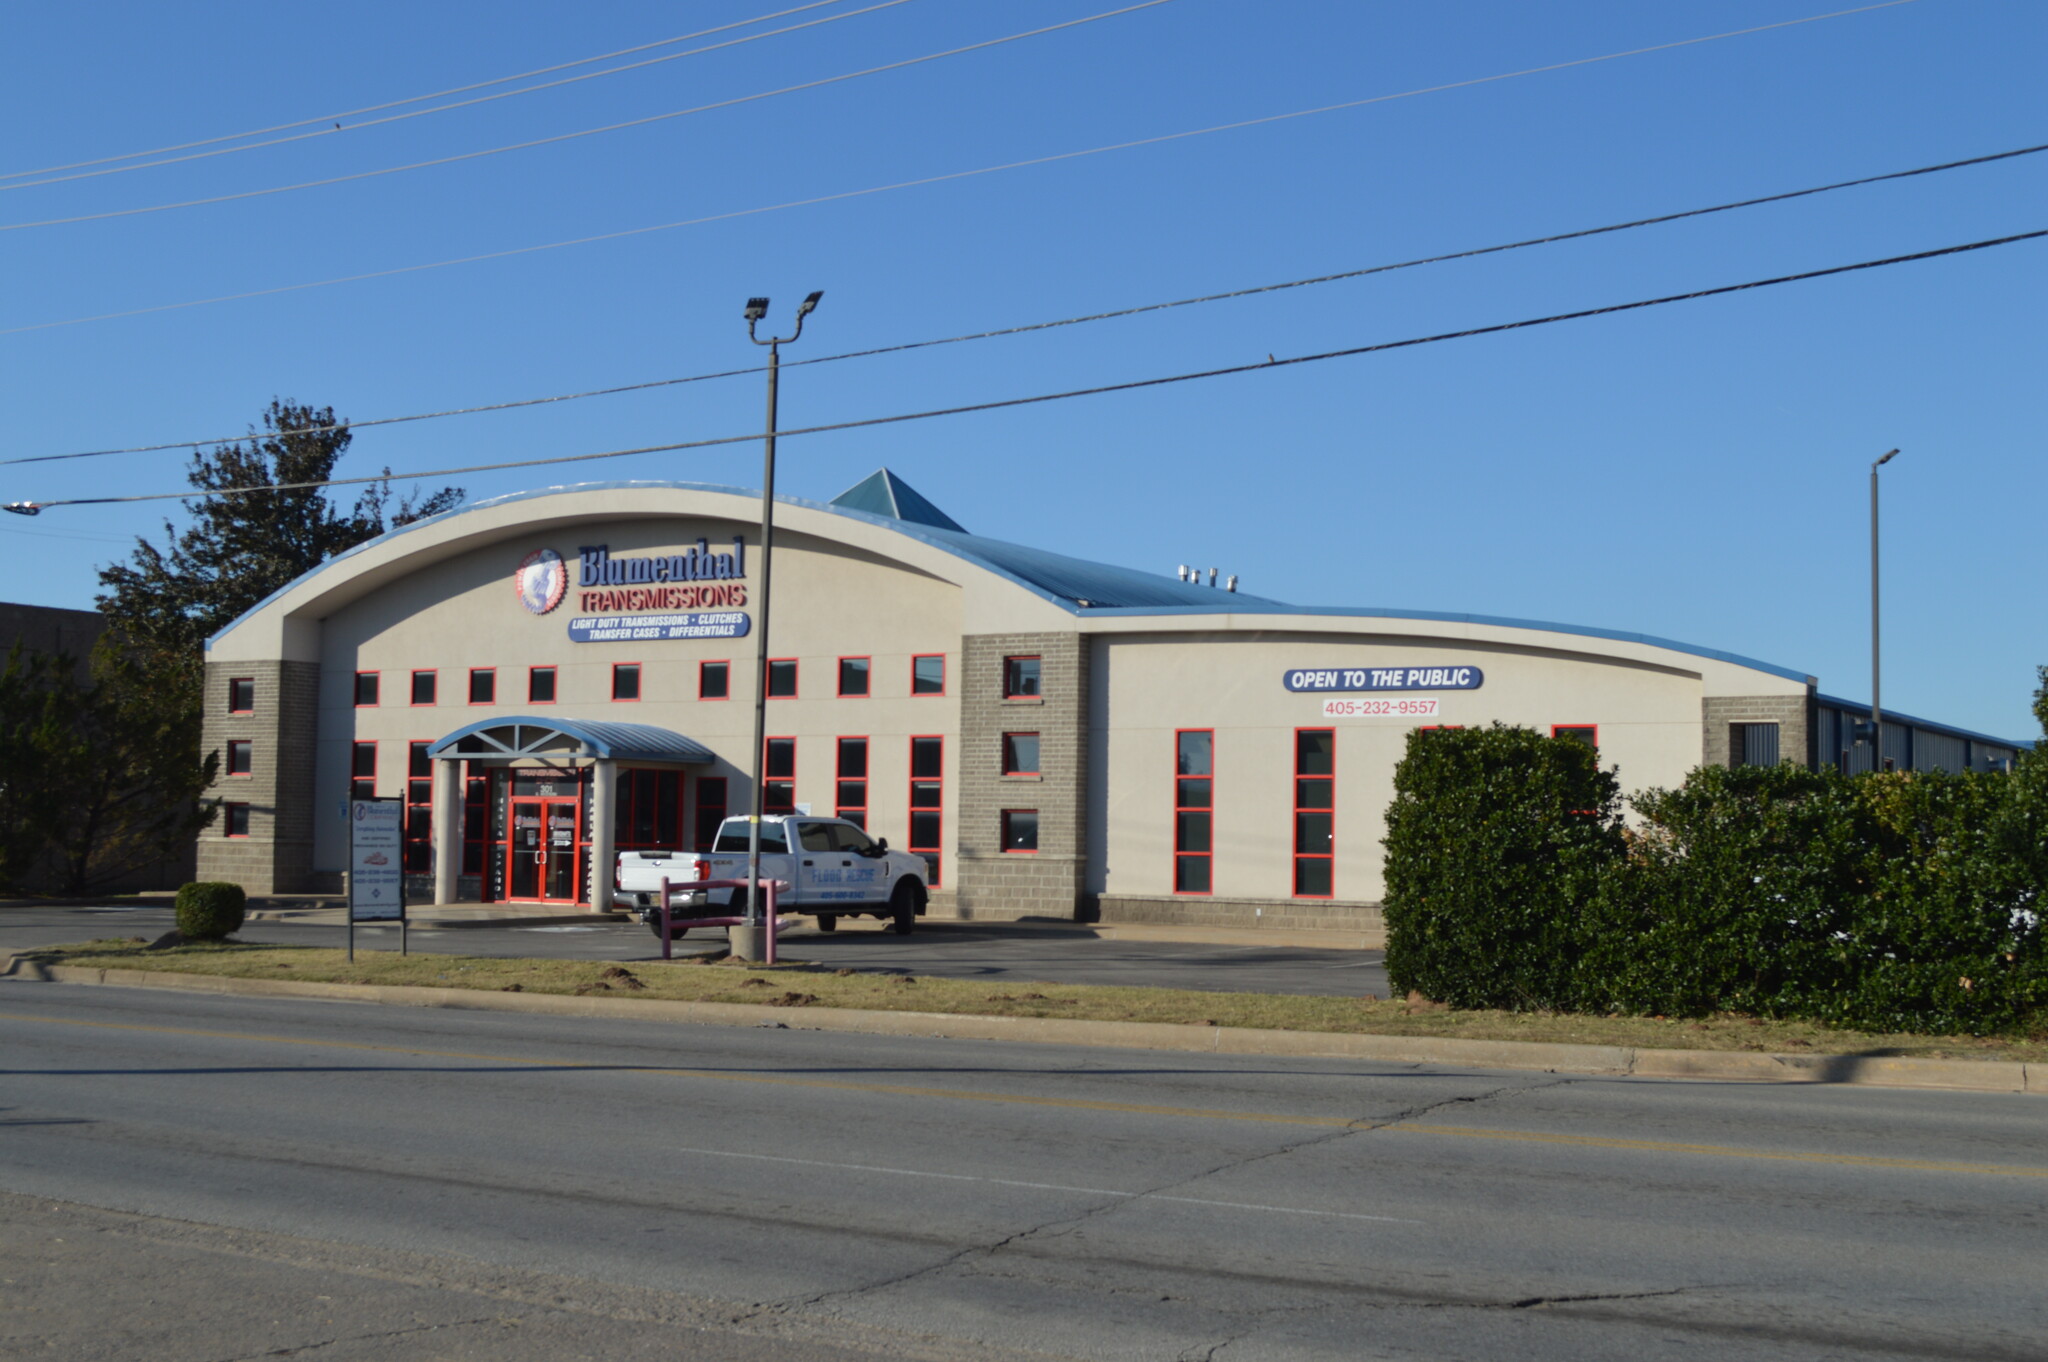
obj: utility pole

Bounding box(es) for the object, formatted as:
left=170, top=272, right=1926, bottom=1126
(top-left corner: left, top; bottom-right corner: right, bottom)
left=738, top=292, right=822, bottom=961
left=1870, top=447, right=1898, bottom=771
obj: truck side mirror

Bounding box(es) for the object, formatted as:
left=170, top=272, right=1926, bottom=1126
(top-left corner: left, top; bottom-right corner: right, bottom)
left=875, top=837, right=888, bottom=852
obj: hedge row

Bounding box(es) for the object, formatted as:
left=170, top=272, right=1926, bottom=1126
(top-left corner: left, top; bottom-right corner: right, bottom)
left=1382, top=726, right=2048, bottom=1035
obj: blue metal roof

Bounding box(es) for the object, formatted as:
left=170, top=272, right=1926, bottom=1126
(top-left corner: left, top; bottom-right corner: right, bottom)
left=830, top=468, right=969, bottom=533
left=426, top=716, right=714, bottom=764
left=1813, top=694, right=2029, bottom=752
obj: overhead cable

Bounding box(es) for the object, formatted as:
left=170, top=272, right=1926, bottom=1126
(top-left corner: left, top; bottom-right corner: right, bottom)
left=1, top=1, right=917, bottom=194
left=0, top=1, right=1177, bottom=231
left=8, top=137, right=2040, bottom=467
left=9, top=225, right=2038, bottom=515
left=1, top=0, right=1932, bottom=333
left=0, top=0, right=859, bottom=183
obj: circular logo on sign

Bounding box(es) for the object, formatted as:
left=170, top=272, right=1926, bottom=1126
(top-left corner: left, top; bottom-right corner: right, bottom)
left=515, top=548, right=567, bottom=615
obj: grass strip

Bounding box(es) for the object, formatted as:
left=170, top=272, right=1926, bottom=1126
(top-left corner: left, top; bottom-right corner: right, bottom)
left=24, top=937, right=2048, bottom=1063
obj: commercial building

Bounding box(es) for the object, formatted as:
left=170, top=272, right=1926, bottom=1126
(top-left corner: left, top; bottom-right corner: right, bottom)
left=197, top=471, right=2023, bottom=930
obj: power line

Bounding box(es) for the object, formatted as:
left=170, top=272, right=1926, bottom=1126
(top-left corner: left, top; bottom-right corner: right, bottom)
left=0, top=0, right=858, bottom=183
left=1, top=1, right=917, bottom=194
left=9, top=226, right=2037, bottom=514
left=0, top=0, right=1930, bottom=334
left=7, top=137, right=2039, bottom=468
left=0, top=1, right=1177, bottom=232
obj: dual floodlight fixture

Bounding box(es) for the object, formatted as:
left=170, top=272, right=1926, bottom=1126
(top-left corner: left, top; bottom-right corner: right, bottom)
left=744, top=291, right=824, bottom=345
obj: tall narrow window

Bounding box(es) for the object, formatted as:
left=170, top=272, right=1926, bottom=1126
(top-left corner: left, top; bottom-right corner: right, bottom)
left=612, top=663, right=641, bottom=701
left=529, top=667, right=557, bottom=704
left=764, top=737, right=796, bottom=814
left=226, top=739, right=253, bottom=776
left=350, top=741, right=377, bottom=802
left=411, top=670, right=437, bottom=706
left=1002, top=732, right=1040, bottom=775
left=228, top=677, right=255, bottom=713
left=912, top=655, right=945, bottom=696
left=404, top=742, right=433, bottom=873
left=699, top=660, right=730, bottom=700
left=1003, top=655, right=1041, bottom=698
left=1293, top=728, right=1334, bottom=898
left=836, top=737, right=869, bottom=827
left=838, top=657, right=871, bottom=698
left=1174, top=730, right=1212, bottom=894
left=354, top=671, right=380, bottom=707
left=469, top=667, right=496, bottom=704
left=909, top=735, right=944, bottom=887
left=692, top=777, right=728, bottom=852
left=768, top=659, right=798, bottom=698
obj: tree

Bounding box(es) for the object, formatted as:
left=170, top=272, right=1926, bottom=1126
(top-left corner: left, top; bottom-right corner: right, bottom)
left=97, top=399, right=463, bottom=675
left=2035, top=665, right=2048, bottom=743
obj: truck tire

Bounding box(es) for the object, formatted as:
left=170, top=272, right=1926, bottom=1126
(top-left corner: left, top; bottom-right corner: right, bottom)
left=816, top=914, right=837, bottom=932
left=889, top=879, right=921, bottom=936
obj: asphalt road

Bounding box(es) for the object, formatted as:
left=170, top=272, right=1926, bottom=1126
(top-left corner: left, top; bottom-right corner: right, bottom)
left=0, top=904, right=1391, bottom=998
left=4, top=981, right=2044, bottom=1360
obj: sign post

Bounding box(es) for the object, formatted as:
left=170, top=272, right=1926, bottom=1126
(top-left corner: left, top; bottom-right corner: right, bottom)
left=348, top=798, right=407, bottom=962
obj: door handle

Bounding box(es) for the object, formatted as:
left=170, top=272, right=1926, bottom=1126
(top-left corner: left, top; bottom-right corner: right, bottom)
left=801, top=859, right=814, bottom=866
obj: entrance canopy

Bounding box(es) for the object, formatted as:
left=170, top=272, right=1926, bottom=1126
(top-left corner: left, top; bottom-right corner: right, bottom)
left=426, top=716, right=715, bottom=766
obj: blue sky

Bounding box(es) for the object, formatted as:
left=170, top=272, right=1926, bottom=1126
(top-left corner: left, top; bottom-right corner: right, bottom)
left=1, top=0, right=2041, bottom=742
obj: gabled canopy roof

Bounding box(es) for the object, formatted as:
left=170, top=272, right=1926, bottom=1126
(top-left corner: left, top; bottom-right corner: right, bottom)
left=426, top=716, right=714, bottom=765
left=830, top=468, right=968, bottom=533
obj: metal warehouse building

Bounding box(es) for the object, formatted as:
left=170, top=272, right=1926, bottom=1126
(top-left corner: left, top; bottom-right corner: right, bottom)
left=198, top=471, right=2023, bottom=932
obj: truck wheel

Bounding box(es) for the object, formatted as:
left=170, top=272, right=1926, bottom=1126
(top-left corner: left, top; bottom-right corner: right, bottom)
left=889, top=880, right=920, bottom=935
left=816, top=914, right=838, bottom=932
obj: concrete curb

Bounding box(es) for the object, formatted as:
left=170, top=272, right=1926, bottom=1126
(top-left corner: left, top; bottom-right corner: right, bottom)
left=9, top=958, right=2040, bottom=1095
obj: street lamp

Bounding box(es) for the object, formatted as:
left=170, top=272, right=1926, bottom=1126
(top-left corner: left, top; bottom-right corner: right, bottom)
left=738, top=292, right=823, bottom=960
left=1870, top=447, right=1899, bottom=772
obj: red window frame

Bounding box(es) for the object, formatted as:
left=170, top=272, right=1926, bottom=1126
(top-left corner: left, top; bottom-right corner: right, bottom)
left=223, top=802, right=251, bottom=837
left=692, top=776, right=728, bottom=852
left=1293, top=727, right=1334, bottom=899
left=911, top=654, right=946, bottom=697
left=836, top=736, right=869, bottom=827
left=350, top=741, right=377, bottom=802
left=225, top=739, right=253, bottom=777
left=227, top=676, right=255, bottom=713
left=612, top=661, right=642, bottom=702
left=699, top=660, right=730, bottom=700
left=909, top=735, right=944, bottom=887
left=404, top=741, right=434, bottom=873
left=1552, top=724, right=1599, bottom=750
left=528, top=666, right=557, bottom=704
left=468, top=667, right=496, bottom=705
left=615, top=770, right=683, bottom=852
left=1001, top=732, right=1040, bottom=775
left=1001, top=809, right=1038, bottom=853
left=1003, top=655, right=1042, bottom=698
left=410, top=669, right=437, bottom=706
left=1174, top=729, right=1213, bottom=895
left=763, top=736, right=796, bottom=814
left=767, top=658, right=798, bottom=699
left=837, top=656, right=871, bottom=698
left=354, top=670, right=380, bottom=708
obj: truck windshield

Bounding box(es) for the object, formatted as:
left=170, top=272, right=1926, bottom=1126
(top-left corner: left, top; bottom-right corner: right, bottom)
left=713, top=821, right=787, bottom=854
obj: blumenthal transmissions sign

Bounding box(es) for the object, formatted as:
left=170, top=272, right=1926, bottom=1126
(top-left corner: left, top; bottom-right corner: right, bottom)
left=518, top=539, right=756, bottom=642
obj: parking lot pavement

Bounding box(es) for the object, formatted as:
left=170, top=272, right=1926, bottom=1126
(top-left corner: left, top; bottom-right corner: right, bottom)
left=0, top=905, right=1388, bottom=998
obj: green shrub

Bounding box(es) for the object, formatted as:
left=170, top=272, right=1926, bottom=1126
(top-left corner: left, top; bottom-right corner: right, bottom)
left=1382, top=724, right=1623, bottom=1009
left=174, top=881, right=246, bottom=941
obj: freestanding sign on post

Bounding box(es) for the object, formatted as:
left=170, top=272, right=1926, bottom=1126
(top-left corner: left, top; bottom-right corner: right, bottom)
left=348, top=798, right=407, bottom=961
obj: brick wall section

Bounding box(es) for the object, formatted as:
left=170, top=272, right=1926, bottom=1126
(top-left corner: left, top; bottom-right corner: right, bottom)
left=196, top=659, right=321, bottom=893
left=1702, top=690, right=1815, bottom=770
left=954, top=632, right=1088, bottom=919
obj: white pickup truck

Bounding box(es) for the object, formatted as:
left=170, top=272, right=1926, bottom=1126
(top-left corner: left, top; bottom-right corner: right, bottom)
left=614, top=814, right=930, bottom=935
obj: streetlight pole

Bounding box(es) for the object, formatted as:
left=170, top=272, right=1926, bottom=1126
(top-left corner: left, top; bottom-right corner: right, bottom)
left=1870, top=447, right=1898, bottom=772
left=739, top=292, right=822, bottom=958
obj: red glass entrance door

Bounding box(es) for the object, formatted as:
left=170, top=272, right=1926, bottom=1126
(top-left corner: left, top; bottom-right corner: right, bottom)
left=506, top=797, right=582, bottom=902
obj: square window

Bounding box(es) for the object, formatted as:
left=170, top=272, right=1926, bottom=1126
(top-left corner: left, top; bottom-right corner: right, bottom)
left=1553, top=725, right=1598, bottom=750
left=700, top=660, right=730, bottom=700
left=226, top=739, right=252, bottom=776
left=1003, top=655, right=1041, bottom=698
left=912, top=654, right=945, bottom=696
left=354, top=671, right=379, bottom=707
left=1001, top=809, right=1039, bottom=853
left=410, top=670, right=436, bottom=706
left=1002, top=732, right=1040, bottom=775
left=838, top=656, right=870, bottom=698
left=224, top=803, right=250, bottom=837
left=228, top=677, right=255, bottom=713
left=469, top=668, right=496, bottom=704
left=529, top=666, right=557, bottom=704
left=612, top=662, right=641, bottom=701
left=768, top=659, right=797, bottom=698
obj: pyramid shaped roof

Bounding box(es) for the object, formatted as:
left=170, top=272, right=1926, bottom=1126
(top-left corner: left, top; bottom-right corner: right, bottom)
left=828, top=468, right=967, bottom=533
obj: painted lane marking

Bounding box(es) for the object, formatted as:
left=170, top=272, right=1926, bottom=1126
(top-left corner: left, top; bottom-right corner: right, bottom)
left=5, top=1010, right=2044, bottom=1180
